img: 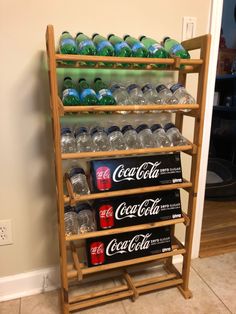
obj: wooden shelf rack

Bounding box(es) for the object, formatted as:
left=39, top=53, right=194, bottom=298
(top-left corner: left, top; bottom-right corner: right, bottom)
left=46, top=24, right=211, bottom=313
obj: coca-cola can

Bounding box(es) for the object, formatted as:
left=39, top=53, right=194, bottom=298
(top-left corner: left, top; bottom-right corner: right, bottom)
left=96, top=166, right=111, bottom=191
left=99, top=204, right=114, bottom=229
left=90, top=241, right=105, bottom=265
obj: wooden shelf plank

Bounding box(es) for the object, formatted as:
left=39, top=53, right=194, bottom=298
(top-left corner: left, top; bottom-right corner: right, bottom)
left=64, top=180, right=192, bottom=203
left=63, top=104, right=199, bottom=113
left=67, top=240, right=185, bottom=278
left=55, top=53, right=203, bottom=66
left=62, top=144, right=194, bottom=160
left=65, top=215, right=188, bottom=241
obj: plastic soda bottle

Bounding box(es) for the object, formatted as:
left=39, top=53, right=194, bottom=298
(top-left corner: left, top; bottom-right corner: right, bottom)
left=62, top=77, right=80, bottom=105
left=163, top=37, right=190, bottom=59
left=59, top=31, right=77, bottom=54
left=78, top=78, right=97, bottom=105
left=94, top=78, right=116, bottom=105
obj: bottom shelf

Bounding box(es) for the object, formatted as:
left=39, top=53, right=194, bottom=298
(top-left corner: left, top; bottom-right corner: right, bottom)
left=67, top=262, right=191, bottom=312
left=67, top=237, right=185, bottom=279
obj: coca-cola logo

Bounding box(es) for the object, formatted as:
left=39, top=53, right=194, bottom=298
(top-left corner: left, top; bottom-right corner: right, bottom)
left=96, top=166, right=110, bottom=180
left=90, top=243, right=104, bottom=255
left=115, top=198, right=162, bottom=220
left=106, top=233, right=151, bottom=256
left=112, top=162, right=161, bottom=183
left=99, top=205, right=113, bottom=218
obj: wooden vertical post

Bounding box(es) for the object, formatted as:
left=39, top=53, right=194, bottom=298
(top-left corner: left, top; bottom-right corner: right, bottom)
left=46, top=25, right=69, bottom=314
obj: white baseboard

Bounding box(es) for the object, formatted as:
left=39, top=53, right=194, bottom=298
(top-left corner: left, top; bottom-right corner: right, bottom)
left=0, top=255, right=184, bottom=302
left=0, top=266, right=60, bottom=302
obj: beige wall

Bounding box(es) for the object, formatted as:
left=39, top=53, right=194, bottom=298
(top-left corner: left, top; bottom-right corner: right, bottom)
left=0, top=0, right=210, bottom=277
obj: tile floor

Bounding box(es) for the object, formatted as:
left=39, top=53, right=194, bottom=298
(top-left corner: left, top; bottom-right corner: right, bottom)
left=1, top=252, right=235, bottom=314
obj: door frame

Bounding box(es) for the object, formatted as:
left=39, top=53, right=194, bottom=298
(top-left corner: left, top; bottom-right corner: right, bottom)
left=192, top=0, right=224, bottom=258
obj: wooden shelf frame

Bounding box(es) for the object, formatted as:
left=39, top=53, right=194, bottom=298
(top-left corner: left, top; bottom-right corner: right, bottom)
left=46, top=24, right=211, bottom=313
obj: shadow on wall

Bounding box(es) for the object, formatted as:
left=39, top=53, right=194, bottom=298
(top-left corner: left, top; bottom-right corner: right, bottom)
left=12, top=50, right=59, bottom=268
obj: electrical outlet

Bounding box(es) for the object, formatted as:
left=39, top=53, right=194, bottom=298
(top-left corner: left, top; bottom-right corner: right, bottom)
left=0, top=220, right=13, bottom=245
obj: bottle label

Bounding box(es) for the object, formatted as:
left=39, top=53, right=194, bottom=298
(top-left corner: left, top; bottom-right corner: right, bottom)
left=170, top=43, right=184, bottom=55
left=62, top=88, right=79, bottom=100
left=111, top=84, right=121, bottom=93
left=127, top=84, right=139, bottom=93
left=149, top=43, right=162, bottom=54
left=141, top=84, right=152, bottom=93
left=170, top=83, right=183, bottom=93
left=61, top=38, right=76, bottom=48
left=97, top=89, right=113, bottom=100
left=156, top=84, right=167, bottom=93
left=132, top=42, right=145, bottom=52
left=80, top=88, right=97, bottom=100
left=114, top=42, right=129, bottom=54
left=97, top=40, right=113, bottom=52
left=78, top=39, right=94, bottom=51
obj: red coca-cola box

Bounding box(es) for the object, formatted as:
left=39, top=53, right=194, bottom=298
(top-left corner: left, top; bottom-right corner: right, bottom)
left=94, top=190, right=182, bottom=230
left=86, top=226, right=171, bottom=267
left=90, top=153, right=182, bottom=193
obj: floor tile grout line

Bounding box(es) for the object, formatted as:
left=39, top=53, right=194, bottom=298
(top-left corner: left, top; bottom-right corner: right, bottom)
left=190, top=265, right=233, bottom=314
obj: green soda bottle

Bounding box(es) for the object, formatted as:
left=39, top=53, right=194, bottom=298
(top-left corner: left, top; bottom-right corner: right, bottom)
left=75, top=33, right=97, bottom=66
left=94, top=78, right=116, bottom=105
left=163, top=37, right=190, bottom=59
left=108, top=34, right=132, bottom=67
left=123, top=35, right=148, bottom=67
left=59, top=31, right=77, bottom=54
left=139, top=36, right=169, bottom=68
left=62, top=77, right=80, bottom=106
left=78, top=78, right=97, bottom=105
left=92, top=34, right=114, bottom=66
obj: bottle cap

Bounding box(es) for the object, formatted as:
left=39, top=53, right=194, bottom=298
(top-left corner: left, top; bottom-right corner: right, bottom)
left=123, top=35, right=130, bottom=40
left=69, top=167, right=85, bottom=178
left=61, top=127, right=72, bottom=136
left=64, top=205, right=76, bottom=213
left=64, top=76, right=72, bottom=81
left=107, top=34, right=115, bottom=40
left=92, top=33, right=99, bottom=40
left=74, top=127, right=88, bottom=137
left=75, top=202, right=92, bottom=213
left=75, top=32, right=83, bottom=38
left=136, top=124, right=149, bottom=134
left=62, top=31, right=69, bottom=34
left=78, top=78, right=86, bottom=83
left=139, top=35, right=146, bottom=41
left=107, top=126, right=120, bottom=134
left=121, top=125, right=134, bottom=134
left=150, top=124, right=162, bottom=132
left=90, top=127, right=106, bottom=136
left=163, top=36, right=170, bottom=44
left=94, top=77, right=102, bottom=83
left=164, top=122, right=176, bottom=132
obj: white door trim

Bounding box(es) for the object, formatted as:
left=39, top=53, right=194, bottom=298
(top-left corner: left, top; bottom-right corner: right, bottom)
left=192, top=0, right=224, bottom=258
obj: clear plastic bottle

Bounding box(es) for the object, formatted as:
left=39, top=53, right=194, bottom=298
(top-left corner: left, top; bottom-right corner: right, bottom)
left=91, top=127, right=111, bottom=151
left=169, top=83, right=195, bottom=104
left=64, top=205, right=79, bottom=235
left=141, top=83, right=162, bottom=113
left=110, top=83, right=131, bottom=114
left=150, top=124, right=171, bottom=147
left=107, top=126, right=127, bottom=150
left=121, top=125, right=141, bottom=149
left=156, top=84, right=178, bottom=104
left=75, top=203, right=96, bottom=234
left=62, top=77, right=80, bottom=106
left=75, top=127, right=94, bottom=152
left=136, top=124, right=155, bottom=148
left=59, top=31, right=77, bottom=55
left=164, top=123, right=188, bottom=146
left=127, top=83, right=146, bottom=113
left=78, top=78, right=98, bottom=105
left=61, top=127, right=76, bottom=153
left=67, top=167, right=90, bottom=195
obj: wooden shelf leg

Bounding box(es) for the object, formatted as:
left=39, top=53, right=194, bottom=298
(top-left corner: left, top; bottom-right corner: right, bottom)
left=123, top=271, right=139, bottom=302
left=70, top=242, right=83, bottom=281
